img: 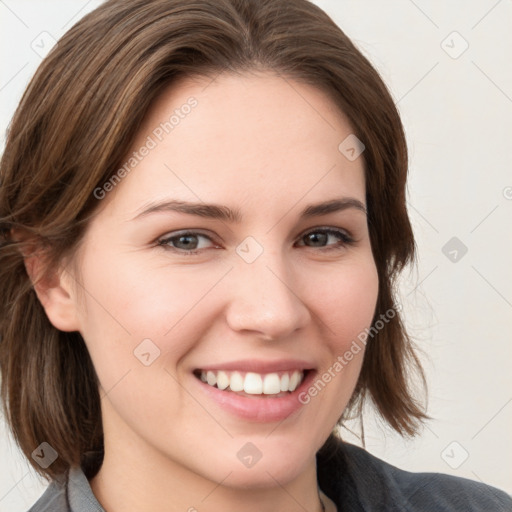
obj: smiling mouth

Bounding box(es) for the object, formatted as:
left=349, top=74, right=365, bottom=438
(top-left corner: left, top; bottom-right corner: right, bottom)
left=193, top=369, right=310, bottom=397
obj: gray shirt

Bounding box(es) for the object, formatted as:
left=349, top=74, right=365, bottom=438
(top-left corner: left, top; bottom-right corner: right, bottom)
left=27, top=440, right=512, bottom=511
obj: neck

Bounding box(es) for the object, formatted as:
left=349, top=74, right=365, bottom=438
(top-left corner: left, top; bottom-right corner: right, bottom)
left=90, top=413, right=327, bottom=512
left=90, top=455, right=326, bottom=512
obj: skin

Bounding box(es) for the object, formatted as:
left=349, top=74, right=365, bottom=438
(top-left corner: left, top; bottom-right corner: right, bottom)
left=31, top=71, right=379, bottom=512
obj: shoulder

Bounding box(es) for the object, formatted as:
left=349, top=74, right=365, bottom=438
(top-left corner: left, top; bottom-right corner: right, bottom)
left=318, top=439, right=512, bottom=511
left=344, top=442, right=512, bottom=511
left=27, top=466, right=104, bottom=512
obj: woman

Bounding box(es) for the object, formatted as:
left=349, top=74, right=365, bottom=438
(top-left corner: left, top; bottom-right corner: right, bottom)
left=0, top=0, right=510, bottom=511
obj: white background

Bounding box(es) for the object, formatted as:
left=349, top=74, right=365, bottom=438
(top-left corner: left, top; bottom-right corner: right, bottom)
left=1, top=0, right=511, bottom=510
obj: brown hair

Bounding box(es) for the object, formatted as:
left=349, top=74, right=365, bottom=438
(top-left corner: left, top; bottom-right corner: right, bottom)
left=0, top=0, right=427, bottom=481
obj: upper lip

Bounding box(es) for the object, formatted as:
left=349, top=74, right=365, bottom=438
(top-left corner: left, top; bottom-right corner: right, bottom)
left=195, top=359, right=315, bottom=373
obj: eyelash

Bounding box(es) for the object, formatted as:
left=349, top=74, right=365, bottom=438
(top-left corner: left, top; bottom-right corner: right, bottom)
left=156, top=227, right=355, bottom=256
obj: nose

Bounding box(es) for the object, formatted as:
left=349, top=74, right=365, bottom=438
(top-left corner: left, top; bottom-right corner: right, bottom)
left=225, top=244, right=311, bottom=341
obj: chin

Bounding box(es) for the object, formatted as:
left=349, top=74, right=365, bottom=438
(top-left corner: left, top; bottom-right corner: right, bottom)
left=217, top=455, right=309, bottom=490
left=198, top=435, right=315, bottom=490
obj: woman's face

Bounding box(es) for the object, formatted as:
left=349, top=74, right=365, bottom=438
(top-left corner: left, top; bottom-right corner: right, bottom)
left=67, top=71, right=379, bottom=488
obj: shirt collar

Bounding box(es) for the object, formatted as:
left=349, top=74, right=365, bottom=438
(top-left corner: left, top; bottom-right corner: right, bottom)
left=68, top=466, right=105, bottom=512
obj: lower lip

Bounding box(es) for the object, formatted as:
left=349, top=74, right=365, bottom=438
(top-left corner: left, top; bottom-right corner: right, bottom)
left=193, top=370, right=316, bottom=423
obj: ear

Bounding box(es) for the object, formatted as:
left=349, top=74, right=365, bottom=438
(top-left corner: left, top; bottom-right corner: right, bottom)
left=23, top=248, right=82, bottom=333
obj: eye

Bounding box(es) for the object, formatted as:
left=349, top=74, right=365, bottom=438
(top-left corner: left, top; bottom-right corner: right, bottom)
left=157, top=227, right=354, bottom=256
left=157, top=231, right=217, bottom=254
left=295, top=227, right=354, bottom=250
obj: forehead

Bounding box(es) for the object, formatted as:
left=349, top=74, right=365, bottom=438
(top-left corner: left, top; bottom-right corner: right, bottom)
left=99, top=71, right=366, bottom=220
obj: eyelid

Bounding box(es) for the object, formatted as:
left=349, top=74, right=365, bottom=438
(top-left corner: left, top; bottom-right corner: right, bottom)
left=156, top=230, right=219, bottom=248
left=299, top=225, right=354, bottom=241
left=156, top=225, right=356, bottom=254
left=295, top=227, right=355, bottom=250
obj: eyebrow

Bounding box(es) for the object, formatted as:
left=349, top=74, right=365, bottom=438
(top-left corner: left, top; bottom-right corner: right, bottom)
left=130, top=197, right=367, bottom=223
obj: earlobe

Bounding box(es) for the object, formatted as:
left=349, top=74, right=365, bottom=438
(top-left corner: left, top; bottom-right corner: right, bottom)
left=24, top=252, right=82, bottom=333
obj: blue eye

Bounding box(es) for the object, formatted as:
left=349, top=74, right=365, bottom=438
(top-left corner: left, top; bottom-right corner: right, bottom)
left=157, top=227, right=354, bottom=256
left=157, top=231, right=215, bottom=254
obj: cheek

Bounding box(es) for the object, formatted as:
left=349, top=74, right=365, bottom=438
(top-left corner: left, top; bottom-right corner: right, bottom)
left=308, top=256, right=379, bottom=351
left=73, top=252, right=204, bottom=431
left=74, top=247, right=230, bottom=385
left=294, top=257, right=378, bottom=435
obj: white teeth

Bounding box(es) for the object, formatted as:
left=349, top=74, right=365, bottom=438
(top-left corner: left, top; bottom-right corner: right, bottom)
left=216, top=370, right=229, bottom=390
left=206, top=370, right=217, bottom=386
left=199, top=369, right=305, bottom=395
left=280, top=373, right=289, bottom=392
left=229, top=371, right=244, bottom=392
left=244, top=372, right=263, bottom=394
left=289, top=370, right=301, bottom=391
left=263, top=373, right=281, bottom=394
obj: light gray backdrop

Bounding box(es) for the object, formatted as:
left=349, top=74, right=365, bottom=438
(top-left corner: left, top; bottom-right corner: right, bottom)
left=1, top=0, right=511, bottom=510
